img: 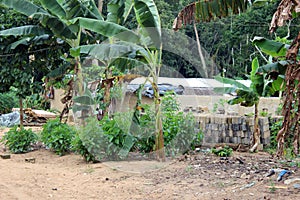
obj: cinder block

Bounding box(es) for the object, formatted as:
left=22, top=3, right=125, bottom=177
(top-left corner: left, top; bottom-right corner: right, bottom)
left=211, top=124, right=219, bottom=131
left=242, top=138, right=250, bottom=144
left=232, top=117, right=239, bottom=124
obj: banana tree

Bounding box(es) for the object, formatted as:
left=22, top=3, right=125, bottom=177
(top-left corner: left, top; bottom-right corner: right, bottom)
left=253, top=33, right=300, bottom=156
left=0, top=0, right=140, bottom=120
left=74, top=0, right=165, bottom=161
left=215, top=57, right=278, bottom=152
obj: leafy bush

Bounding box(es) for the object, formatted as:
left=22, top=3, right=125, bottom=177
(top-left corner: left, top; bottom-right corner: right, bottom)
left=0, top=92, right=18, bottom=114
left=73, top=92, right=203, bottom=161
left=161, top=93, right=203, bottom=156
left=0, top=126, right=38, bottom=153
left=41, top=119, right=76, bottom=156
left=100, top=114, right=136, bottom=159
left=72, top=117, right=110, bottom=162
left=211, top=146, right=233, bottom=157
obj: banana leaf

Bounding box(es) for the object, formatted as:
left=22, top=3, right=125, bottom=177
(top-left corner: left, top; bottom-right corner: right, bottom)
left=0, top=25, right=49, bottom=37
left=134, top=0, right=161, bottom=47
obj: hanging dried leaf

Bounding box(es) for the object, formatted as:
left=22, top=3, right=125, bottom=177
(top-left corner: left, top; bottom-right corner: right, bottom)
left=276, top=31, right=300, bottom=157
left=173, top=0, right=247, bottom=31
left=270, top=0, right=300, bottom=33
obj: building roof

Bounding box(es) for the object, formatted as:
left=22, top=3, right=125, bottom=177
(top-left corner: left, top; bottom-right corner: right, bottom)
left=129, top=77, right=251, bottom=88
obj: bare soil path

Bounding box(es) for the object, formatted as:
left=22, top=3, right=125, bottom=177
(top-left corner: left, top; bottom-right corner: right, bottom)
left=0, top=127, right=300, bottom=200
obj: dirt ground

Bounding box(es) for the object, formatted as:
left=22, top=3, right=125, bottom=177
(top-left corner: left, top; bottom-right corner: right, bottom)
left=1, top=127, right=300, bottom=200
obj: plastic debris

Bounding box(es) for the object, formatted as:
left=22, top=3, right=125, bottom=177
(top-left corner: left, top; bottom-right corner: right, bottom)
left=266, top=168, right=282, bottom=177
left=277, top=169, right=291, bottom=181
left=0, top=111, right=20, bottom=127
left=240, top=182, right=255, bottom=190
left=265, top=168, right=292, bottom=181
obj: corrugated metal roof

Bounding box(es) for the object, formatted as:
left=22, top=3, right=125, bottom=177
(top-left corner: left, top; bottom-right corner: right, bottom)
left=129, top=77, right=251, bottom=88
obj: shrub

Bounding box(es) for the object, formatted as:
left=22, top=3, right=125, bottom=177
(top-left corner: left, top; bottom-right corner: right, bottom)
left=100, top=114, right=136, bottom=159
left=0, top=126, right=38, bottom=153
left=41, top=119, right=76, bottom=156
left=72, top=118, right=110, bottom=162
left=162, top=93, right=203, bottom=156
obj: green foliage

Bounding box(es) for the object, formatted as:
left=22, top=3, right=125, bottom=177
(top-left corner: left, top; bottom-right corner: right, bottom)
left=72, top=117, right=110, bottom=162
left=73, top=93, right=202, bottom=161
left=100, top=114, right=136, bottom=159
left=211, top=146, right=233, bottom=157
left=41, top=119, right=76, bottom=156
left=24, top=93, right=49, bottom=110
left=0, top=92, right=18, bottom=114
left=0, top=126, right=38, bottom=153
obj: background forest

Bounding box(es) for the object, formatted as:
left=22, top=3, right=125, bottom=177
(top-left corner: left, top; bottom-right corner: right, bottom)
left=2, top=0, right=299, bottom=80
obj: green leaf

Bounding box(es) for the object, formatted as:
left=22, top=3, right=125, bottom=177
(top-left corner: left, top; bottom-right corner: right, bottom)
left=70, top=47, right=81, bottom=57
left=214, top=87, right=236, bottom=94
left=250, top=57, right=259, bottom=81
left=33, top=13, right=77, bottom=39
left=39, top=0, right=66, bottom=19
left=77, top=42, right=144, bottom=63
left=0, top=0, right=47, bottom=17
left=75, top=17, right=140, bottom=43
left=257, top=61, right=288, bottom=75
left=107, top=0, right=134, bottom=24
left=252, top=37, right=286, bottom=57
left=134, top=0, right=161, bottom=46
left=0, top=25, right=48, bottom=36
left=215, top=75, right=249, bottom=90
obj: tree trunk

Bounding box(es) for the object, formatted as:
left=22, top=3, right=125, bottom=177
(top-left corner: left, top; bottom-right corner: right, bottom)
left=250, top=102, right=260, bottom=152
left=193, top=23, right=208, bottom=78
left=19, top=98, right=24, bottom=128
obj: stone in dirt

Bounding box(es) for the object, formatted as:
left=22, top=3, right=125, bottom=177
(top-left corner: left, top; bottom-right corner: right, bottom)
left=25, top=157, right=36, bottom=163
left=284, top=178, right=300, bottom=185
left=0, top=154, right=11, bottom=159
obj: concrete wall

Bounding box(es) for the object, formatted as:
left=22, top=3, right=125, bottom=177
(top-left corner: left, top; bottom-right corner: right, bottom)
left=178, top=95, right=281, bottom=116
left=50, top=89, right=281, bottom=117
left=195, top=114, right=273, bottom=147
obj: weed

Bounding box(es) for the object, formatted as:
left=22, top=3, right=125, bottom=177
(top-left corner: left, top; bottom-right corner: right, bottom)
left=211, top=146, right=233, bottom=157
left=269, top=181, right=277, bottom=193
left=0, top=126, right=38, bottom=153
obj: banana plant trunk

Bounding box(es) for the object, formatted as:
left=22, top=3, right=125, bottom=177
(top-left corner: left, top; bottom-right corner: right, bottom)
left=152, top=78, right=165, bottom=162
left=250, top=102, right=260, bottom=152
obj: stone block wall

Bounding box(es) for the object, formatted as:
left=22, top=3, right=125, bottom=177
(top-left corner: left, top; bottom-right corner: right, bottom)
left=195, top=115, right=271, bottom=146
